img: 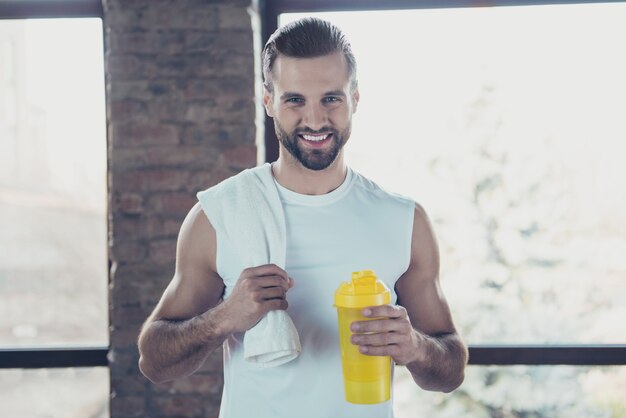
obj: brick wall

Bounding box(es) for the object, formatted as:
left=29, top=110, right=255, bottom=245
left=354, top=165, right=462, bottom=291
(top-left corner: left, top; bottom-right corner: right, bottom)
left=104, top=1, right=260, bottom=416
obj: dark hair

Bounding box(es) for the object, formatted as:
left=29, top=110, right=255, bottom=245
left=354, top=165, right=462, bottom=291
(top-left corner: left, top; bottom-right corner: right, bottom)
left=262, top=17, right=357, bottom=93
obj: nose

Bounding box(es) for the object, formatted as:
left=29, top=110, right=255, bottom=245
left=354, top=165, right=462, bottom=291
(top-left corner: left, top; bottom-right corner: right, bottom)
left=302, top=102, right=328, bottom=131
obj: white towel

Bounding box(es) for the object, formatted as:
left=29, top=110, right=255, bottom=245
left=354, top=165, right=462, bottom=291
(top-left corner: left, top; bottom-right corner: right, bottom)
left=196, top=163, right=301, bottom=367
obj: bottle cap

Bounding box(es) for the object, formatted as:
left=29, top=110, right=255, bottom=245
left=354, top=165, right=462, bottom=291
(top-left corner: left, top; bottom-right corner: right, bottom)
left=334, top=270, right=391, bottom=308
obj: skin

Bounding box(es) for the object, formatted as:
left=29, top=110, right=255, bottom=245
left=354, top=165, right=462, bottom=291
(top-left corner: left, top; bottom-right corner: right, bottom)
left=138, top=51, right=467, bottom=392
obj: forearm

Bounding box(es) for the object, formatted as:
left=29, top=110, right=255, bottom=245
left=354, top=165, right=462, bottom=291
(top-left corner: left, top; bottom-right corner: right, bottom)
left=138, top=304, right=230, bottom=383
left=405, top=332, right=468, bottom=393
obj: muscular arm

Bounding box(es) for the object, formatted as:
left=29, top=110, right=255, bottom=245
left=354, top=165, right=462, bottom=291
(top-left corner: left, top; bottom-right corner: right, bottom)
left=395, top=203, right=468, bottom=392
left=138, top=203, right=293, bottom=384
left=351, top=203, right=467, bottom=392
left=137, top=203, right=228, bottom=383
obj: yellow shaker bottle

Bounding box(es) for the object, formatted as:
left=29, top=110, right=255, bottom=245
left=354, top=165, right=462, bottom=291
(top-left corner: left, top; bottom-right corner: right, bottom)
left=334, top=270, right=392, bottom=404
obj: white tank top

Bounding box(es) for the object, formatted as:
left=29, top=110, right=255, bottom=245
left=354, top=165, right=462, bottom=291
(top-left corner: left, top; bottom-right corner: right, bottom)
left=215, top=164, right=415, bottom=418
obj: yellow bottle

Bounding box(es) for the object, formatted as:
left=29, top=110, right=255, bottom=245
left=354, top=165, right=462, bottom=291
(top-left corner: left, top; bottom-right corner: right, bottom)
left=334, top=270, right=392, bottom=404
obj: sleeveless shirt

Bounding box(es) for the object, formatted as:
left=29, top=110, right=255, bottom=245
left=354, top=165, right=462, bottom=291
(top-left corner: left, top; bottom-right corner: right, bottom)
left=213, top=164, right=415, bottom=418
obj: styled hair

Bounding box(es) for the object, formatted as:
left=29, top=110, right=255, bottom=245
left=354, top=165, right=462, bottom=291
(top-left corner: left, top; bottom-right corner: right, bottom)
left=262, top=17, right=357, bottom=93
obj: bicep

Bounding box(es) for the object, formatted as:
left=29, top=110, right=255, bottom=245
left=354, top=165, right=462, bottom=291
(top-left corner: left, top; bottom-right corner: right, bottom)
left=395, top=203, right=456, bottom=336
left=150, top=203, right=225, bottom=322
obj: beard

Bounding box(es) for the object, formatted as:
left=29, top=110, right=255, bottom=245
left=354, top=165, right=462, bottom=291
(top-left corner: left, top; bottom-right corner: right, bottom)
left=274, top=122, right=351, bottom=171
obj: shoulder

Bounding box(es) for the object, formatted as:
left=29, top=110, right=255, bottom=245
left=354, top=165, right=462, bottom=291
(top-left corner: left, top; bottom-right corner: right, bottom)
left=197, top=164, right=272, bottom=196
left=196, top=164, right=273, bottom=215
left=412, top=201, right=431, bottom=226
left=351, top=169, right=414, bottom=209
left=183, top=202, right=213, bottom=233
left=409, top=201, right=440, bottom=272
left=178, top=202, right=218, bottom=272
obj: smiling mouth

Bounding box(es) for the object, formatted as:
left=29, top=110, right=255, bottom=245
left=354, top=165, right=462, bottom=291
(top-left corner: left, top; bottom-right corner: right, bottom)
left=298, top=133, right=332, bottom=144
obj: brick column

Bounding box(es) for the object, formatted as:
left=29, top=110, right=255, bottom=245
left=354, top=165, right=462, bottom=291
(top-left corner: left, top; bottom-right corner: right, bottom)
left=103, top=1, right=260, bottom=416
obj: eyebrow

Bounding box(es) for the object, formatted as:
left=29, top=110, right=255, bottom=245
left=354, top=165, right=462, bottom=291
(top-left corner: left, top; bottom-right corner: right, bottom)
left=280, top=92, right=304, bottom=101
left=324, top=90, right=347, bottom=97
left=279, top=90, right=347, bottom=100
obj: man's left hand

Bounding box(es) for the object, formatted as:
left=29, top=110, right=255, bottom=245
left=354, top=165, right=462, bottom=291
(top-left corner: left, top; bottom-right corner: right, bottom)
left=350, top=304, right=424, bottom=366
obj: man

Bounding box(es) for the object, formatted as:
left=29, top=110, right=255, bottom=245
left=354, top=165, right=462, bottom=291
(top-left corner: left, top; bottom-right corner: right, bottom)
left=138, top=17, right=467, bottom=417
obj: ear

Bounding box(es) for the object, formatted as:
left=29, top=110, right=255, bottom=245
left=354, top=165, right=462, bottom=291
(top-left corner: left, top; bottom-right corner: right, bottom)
left=263, top=86, right=275, bottom=118
left=351, top=82, right=360, bottom=114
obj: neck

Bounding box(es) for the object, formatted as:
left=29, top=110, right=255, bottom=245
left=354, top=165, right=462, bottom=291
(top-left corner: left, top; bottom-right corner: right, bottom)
left=272, top=152, right=347, bottom=196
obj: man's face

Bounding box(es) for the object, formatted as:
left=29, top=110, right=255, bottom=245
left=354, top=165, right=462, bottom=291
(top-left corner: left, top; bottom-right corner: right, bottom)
left=263, top=52, right=359, bottom=171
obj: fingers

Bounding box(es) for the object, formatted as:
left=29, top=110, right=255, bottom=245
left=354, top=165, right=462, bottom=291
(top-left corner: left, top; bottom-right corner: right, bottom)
left=241, top=264, right=293, bottom=290
left=358, top=344, right=401, bottom=358
left=348, top=304, right=418, bottom=364
left=242, top=264, right=289, bottom=281
left=238, top=266, right=291, bottom=312
left=224, top=266, right=294, bottom=333
left=266, top=298, right=288, bottom=311
left=351, top=305, right=408, bottom=333
left=252, top=275, right=291, bottom=291
left=361, top=304, right=406, bottom=320
left=237, top=275, right=291, bottom=298
left=351, top=331, right=408, bottom=347
left=256, top=286, right=286, bottom=301
left=351, top=317, right=411, bottom=334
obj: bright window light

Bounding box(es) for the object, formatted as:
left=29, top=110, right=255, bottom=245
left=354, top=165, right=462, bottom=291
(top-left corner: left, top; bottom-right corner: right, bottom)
left=282, top=4, right=626, bottom=417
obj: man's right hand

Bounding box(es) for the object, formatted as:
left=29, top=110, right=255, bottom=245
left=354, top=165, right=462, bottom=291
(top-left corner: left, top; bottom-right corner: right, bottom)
left=218, top=264, right=294, bottom=334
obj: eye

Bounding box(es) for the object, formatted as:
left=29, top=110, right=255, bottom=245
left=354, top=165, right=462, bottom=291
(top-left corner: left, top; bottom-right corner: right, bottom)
left=286, top=97, right=304, bottom=104
left=323, top=96, right=341, bottom=104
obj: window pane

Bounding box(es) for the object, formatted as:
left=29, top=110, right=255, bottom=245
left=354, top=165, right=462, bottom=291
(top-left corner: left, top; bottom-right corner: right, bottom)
left=281, top=3, right=626, bottom=344
left=395, top=366, right=626, bottom=417
left=0, top=367, right=109, bottom=418
left=0, top=19, right=107, bottom=347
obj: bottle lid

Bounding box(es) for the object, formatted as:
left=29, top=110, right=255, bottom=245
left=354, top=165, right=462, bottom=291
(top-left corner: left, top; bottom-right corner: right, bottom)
left=334, top=270, right=391, bottom=308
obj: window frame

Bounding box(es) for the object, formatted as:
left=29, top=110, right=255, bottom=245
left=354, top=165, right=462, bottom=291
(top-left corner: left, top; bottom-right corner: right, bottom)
left=0, top=1, right=102, bottom=19
left=0, top=0, right=108, bottom=369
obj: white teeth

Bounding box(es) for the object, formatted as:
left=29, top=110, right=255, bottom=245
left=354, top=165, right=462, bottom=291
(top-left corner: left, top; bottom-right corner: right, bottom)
left=302, top=134, right=329, bottom=142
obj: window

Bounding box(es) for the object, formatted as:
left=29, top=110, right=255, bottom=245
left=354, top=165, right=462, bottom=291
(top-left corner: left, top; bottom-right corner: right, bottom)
left=394, top=366, right=626, bottom=417
left=279, top=1, right=626, bottom=345
left=0, top=368, right=109, bottom=418
left=0, top=16, right=108, bottom=416
left=0, top=17, right=107, bottom=348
